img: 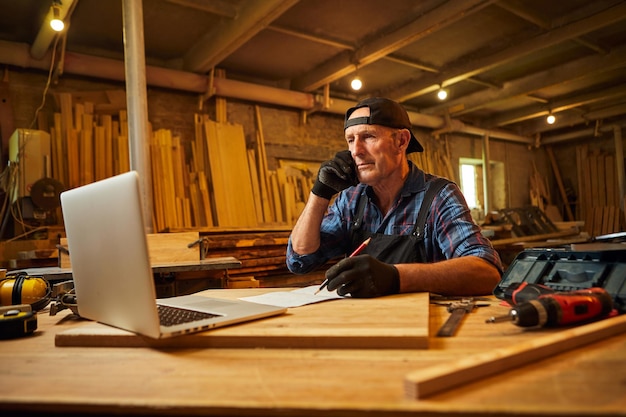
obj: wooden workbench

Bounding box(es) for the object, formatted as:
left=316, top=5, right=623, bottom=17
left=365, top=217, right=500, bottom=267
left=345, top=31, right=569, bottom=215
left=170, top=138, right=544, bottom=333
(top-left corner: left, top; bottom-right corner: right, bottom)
left=1, top=288, right=625, bottom=416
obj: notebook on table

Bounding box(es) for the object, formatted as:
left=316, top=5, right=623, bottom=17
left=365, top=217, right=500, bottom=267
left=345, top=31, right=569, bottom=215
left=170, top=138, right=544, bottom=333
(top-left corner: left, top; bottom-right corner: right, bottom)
left=60, top=171, right=286, bottom=339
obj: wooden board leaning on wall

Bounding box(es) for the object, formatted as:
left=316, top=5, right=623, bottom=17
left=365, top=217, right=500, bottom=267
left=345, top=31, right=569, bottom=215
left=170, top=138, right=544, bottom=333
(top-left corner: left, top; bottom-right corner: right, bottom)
left=576, top=145, right=624, bottom=237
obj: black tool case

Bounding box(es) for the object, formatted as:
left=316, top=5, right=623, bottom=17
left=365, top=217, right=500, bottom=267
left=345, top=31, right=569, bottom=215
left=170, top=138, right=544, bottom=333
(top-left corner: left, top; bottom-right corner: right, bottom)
left=493, top=249, right=626, bottom=313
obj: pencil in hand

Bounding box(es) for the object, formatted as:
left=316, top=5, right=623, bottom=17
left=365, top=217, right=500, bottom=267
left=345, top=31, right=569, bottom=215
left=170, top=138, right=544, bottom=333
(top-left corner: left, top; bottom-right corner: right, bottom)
left=314, top=237, right=372, bottom=295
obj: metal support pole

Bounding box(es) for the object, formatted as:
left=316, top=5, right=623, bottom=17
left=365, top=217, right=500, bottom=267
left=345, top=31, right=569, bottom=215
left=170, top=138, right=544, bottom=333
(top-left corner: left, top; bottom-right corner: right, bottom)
left=482, top=134, right=492, bottom=214
left=122, top=0, right=153, bottom=232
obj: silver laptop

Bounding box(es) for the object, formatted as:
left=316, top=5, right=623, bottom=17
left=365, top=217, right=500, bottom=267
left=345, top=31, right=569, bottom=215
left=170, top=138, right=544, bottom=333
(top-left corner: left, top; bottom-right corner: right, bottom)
left=60, top=171, right=286, bottom=339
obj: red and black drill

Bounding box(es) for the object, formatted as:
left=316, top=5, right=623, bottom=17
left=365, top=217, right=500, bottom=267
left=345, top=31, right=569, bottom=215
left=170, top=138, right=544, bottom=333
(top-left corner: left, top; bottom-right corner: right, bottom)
left=487, top=282, right=615, bottom=327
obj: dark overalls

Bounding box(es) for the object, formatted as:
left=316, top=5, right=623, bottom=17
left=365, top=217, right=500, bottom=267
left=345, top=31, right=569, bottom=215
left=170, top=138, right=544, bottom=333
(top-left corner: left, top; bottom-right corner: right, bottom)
left=349, top=177, right=449, bottom=264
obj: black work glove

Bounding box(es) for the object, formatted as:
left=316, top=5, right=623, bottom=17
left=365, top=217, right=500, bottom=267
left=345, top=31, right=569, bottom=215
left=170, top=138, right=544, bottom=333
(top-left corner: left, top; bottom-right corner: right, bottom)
left=325, top=254, right=400, bottom=298
left=311, top=150, right=358, bottom=200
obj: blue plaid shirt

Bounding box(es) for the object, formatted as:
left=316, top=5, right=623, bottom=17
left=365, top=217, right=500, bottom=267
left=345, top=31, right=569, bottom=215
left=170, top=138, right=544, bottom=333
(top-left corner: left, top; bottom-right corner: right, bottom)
left=287, top=161, right=502, bottom=274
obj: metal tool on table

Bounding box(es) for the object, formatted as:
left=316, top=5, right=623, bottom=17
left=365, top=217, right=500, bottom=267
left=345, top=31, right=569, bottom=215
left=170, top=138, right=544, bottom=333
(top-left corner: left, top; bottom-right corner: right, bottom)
left=49, top=280, right=79, bottom=316
left=486, top=286, right=614, bottom=327
left=432, top=296, right=491, bottom=337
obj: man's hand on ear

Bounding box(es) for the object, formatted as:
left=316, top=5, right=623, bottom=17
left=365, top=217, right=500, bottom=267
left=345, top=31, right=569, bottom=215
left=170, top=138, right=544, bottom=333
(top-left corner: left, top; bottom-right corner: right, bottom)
left=311, top=150, right=358, bottom=200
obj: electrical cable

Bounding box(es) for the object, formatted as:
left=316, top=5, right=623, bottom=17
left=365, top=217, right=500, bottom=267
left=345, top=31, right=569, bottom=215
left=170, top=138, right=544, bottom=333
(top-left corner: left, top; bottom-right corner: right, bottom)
left=0, top=163, right=18, bottom=239
left=28, top=35, right=60, bottom=130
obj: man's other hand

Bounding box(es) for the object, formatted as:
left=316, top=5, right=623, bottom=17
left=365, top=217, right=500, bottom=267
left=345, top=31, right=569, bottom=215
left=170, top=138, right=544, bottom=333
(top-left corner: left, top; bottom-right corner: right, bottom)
left=325, top=254, right=400, bottom=298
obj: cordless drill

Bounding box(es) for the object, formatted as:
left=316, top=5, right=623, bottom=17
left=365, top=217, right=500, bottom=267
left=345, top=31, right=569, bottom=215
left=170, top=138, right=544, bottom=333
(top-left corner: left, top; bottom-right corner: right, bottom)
left=487, top=285, right=614, bottom=327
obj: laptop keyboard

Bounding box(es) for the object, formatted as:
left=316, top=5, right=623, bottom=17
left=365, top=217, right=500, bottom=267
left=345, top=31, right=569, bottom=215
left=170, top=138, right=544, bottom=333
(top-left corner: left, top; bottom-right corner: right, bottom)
left=157, top=304, right=221, bottom=327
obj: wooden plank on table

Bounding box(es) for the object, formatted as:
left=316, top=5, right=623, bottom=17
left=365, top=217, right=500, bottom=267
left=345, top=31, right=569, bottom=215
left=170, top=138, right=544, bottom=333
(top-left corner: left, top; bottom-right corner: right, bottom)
left=404, top=313, right=626, bottom=399
left=55, top=289, right=430, bottom=349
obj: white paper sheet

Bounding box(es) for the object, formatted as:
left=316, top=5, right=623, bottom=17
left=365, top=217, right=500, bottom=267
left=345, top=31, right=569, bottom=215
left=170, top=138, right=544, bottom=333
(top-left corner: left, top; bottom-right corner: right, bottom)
left=239, top=285, right=345, bottom=308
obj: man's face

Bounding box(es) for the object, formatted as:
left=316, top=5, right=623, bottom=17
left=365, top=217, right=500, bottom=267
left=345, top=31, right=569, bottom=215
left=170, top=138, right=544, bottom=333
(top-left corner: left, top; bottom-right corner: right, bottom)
left=344, top=107, right=405, bottom=186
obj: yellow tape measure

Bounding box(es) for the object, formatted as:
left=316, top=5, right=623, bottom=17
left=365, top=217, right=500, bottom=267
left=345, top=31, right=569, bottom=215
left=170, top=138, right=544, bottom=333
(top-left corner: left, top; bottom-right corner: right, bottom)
left=0, top=304, right=37, bottom=339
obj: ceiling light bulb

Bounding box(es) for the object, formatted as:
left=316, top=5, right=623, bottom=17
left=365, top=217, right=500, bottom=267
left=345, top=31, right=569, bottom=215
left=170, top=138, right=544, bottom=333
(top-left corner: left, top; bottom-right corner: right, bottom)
left=50, top=6, right=65, bottom=32
left=437, top=88, right=448, bottom=100
left=351, top=77, right=362, bottom=91
left=546, top=114, right=556, bottom=124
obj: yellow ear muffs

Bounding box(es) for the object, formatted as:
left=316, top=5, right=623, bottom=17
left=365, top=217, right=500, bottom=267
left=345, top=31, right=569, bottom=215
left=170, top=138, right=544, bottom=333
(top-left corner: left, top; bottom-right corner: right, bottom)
left=0, top=274, right=52, bottom=311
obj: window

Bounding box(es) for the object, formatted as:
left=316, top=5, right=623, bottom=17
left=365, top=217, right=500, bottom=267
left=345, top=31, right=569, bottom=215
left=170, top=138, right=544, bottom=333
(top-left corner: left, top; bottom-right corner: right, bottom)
left=459, top=158, right=506, bottom=215
left=460, top=163, right=478, bottom=208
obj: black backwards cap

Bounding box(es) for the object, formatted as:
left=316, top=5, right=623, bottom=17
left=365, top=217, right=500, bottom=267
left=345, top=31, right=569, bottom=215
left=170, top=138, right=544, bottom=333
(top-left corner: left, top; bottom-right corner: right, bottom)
left=344, top=97, right=423, bottom=153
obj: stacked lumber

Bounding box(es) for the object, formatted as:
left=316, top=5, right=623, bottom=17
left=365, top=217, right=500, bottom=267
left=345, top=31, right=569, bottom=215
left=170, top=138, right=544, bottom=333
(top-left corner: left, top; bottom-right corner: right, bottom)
left=576, top=145, right=623, bottom=236
left=157, top=113, right=314, bottom=231
left=249, top=106, right=315, bottom=226
left=198, top=229, right=313, bottom=286
left=49, top=92, right=314, bottom=231
left=197, top=229, right=329, bottom=287
left=51, top=92, right=129, bottom=190
left=150, top=129, right=194, bottom=230
left=408, top=136, right=456, bottom=182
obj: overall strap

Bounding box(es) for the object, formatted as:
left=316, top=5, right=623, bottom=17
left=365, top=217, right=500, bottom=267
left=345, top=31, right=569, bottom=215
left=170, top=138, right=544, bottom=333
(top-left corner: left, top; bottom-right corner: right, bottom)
left=349, top=189, right=369, bottom=248
left=413, top=177, right=450, bottom=262
left=413, top=177, right=450, bottom=238
left=352, top=190, right=368, bottom=230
